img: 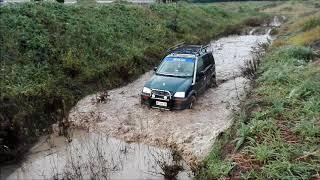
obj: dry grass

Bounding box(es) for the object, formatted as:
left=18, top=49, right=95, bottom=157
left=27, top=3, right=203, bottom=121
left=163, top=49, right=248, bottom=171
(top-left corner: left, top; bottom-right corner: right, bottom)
left=289, top=14, right=320, bottom=32
left=271, top=10, right=320, bottom=48
left=289, top=26, right=320, bottom=46
left=263, top=1, right=317, bottom=17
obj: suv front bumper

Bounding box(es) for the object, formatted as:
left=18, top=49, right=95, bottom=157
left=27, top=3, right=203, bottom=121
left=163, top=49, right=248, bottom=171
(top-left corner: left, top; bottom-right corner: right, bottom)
left=141, top=93, right=192, bottom=110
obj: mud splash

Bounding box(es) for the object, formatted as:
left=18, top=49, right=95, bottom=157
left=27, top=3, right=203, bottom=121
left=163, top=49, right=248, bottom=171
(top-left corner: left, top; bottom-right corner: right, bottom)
left=245, top=16, right=285, bottom=35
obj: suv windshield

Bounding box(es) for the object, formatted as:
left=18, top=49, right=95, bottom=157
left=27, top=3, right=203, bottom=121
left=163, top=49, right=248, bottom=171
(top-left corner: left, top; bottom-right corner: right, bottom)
left=156, top=57, right=195, bottom=77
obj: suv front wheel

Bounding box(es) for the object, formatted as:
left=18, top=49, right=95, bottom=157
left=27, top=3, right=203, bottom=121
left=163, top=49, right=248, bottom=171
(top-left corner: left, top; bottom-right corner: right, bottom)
left=188, top=95, right=196, bottom=109
left=209, top=75, right=217, bottom=88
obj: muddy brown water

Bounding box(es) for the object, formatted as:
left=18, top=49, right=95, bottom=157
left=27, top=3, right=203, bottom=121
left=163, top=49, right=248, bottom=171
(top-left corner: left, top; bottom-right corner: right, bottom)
left=1, top=130, right=191, bottom=179
left=1, top=26, right=278, bottom=179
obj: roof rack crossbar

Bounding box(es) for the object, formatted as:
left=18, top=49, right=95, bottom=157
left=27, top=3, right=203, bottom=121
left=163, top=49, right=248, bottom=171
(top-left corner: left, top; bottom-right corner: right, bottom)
left=167, top=43, right=211, bottom=55
left=167, top=42, right=186, bottom=53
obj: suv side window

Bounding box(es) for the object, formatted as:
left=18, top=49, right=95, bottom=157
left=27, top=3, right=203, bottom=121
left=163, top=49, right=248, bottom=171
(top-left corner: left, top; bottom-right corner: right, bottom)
left=197, top=57, right=204, bottom=74
left=208, top=53, right=215, bottom=65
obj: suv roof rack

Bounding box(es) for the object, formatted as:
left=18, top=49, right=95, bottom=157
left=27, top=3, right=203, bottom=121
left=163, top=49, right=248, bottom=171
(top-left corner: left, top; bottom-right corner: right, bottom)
left=167, top=43, right=211, bottom=55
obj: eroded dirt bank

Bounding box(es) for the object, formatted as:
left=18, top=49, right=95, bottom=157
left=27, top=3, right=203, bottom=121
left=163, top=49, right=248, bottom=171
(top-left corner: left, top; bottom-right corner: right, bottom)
left=69, top=34, right=271, bottom=164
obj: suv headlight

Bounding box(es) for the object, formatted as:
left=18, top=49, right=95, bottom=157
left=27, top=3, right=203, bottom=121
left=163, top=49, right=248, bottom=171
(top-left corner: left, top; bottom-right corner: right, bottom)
left=142, top=87, right=151, bottom=94
left=174, top=92, right=185, bottom=98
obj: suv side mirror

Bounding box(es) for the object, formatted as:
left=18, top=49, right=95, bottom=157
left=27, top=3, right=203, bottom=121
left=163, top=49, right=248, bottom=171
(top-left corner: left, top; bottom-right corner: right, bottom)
left=153, top=67, right=157, bottom=71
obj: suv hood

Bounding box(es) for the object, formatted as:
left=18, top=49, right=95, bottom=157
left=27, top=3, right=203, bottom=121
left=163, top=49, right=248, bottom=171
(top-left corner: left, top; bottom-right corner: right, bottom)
left=145, top=75, right=193, bottom=93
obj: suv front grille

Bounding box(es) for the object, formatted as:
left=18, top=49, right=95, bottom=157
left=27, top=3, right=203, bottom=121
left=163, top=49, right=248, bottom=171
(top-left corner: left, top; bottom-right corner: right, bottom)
left=151, top=89, right=172, bottom=101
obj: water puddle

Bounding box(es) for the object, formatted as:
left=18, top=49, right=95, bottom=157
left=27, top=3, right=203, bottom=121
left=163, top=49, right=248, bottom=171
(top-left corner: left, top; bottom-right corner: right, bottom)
left=1, top=130, right=192, bottom=179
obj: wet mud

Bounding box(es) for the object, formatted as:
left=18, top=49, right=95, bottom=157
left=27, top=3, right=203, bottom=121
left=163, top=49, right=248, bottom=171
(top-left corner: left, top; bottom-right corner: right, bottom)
left=2, top=130, right=192, bottom=179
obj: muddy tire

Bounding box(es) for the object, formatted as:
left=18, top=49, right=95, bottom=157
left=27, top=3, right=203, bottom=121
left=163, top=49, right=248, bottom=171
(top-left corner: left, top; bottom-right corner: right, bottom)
left=210, top=75, right=217, bottom=88
left=188, top=95, right=196, bottom=109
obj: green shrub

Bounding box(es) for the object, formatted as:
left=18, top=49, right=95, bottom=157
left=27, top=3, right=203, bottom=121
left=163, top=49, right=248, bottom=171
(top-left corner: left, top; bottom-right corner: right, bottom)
left=62, top=50, right=82, bottom=77
left=249, top=143, right=276, bottom=163
left=208, top=160, right=234, bottom=177
left=285, top=47, right=314, bottom=61
left=302, top=17, right=320, bottom=31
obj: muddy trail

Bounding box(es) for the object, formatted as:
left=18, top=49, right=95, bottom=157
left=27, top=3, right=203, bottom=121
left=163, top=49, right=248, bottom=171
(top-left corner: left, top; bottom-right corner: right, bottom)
left=1, top=16, right=283, bottom=179
left=68, top=34, right=270, bottom=165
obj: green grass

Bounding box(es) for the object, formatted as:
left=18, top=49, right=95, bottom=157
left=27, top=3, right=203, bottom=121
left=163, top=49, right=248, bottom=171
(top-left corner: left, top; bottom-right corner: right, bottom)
left=197, top=47, right=320, bottom=179
left=196, top=1, right=320, bottom=179
left=0, top=2, right=267, bottom=162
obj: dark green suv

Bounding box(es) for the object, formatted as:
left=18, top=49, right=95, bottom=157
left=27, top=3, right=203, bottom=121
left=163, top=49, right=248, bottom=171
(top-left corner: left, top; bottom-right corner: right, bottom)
left=141, top=44, right=216, bottom=110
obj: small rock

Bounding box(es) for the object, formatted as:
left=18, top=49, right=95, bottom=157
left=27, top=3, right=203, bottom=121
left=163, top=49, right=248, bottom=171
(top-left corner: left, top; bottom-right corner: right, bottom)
left=183, top=135, right=194, bottom=143
left=119, top=126, right=130, bottom=134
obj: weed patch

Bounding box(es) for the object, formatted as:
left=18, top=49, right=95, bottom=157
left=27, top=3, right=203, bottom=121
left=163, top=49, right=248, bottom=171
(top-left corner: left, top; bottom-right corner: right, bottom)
left=196, top=2, right=320, bottom=178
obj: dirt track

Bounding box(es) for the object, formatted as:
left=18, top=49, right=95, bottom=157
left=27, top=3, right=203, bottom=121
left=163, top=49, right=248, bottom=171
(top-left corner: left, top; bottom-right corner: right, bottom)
left=69, top=35, right=271, bottom=164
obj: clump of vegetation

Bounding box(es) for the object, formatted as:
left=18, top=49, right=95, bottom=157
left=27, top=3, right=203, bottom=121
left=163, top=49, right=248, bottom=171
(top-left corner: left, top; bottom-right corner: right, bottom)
left=196, top=1, right=320, bottom=179
left=0, top=2, right=266, bottom=163
left=302, top=16, right=320, bottom=31
left=153, top=144, right=185, bottom=180
left=197, top=47, right=320, bottom=179
left=273, top=12, right=320, bottom=47
left=289, top=27, right=320, bottom=46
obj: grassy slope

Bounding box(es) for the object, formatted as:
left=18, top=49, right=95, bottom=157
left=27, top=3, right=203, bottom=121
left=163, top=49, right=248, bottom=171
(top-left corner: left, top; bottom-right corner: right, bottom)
left=0, top=2, right=268, bottom=162
left=196, top=1, right=320, bottom=179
